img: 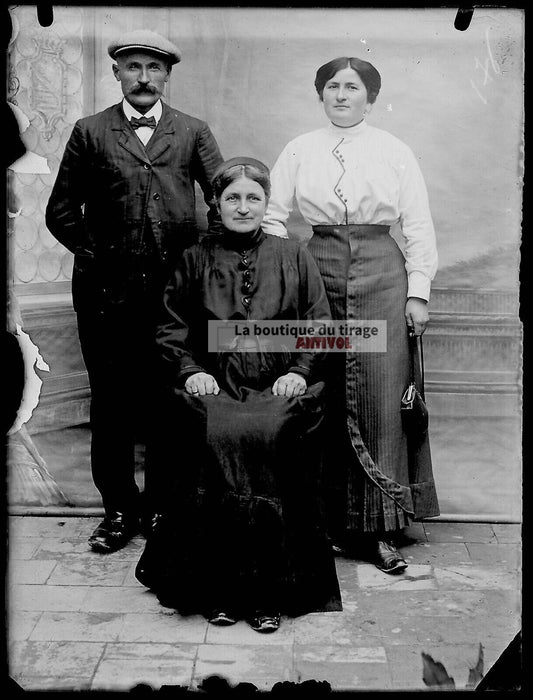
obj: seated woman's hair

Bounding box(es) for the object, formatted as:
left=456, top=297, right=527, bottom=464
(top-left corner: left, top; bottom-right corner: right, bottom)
left=211, top=157, right=271, bottom=200
left=314, top=57, right=381, bottom=104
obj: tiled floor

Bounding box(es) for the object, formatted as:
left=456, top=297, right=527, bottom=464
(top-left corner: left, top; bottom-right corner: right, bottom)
left=7, top=517, right=521, bottom=692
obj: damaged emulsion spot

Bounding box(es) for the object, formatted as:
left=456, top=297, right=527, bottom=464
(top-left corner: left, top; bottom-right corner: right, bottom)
left=454, top=7, right=474, bottom=32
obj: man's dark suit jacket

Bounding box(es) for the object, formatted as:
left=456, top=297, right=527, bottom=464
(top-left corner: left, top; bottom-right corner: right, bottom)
left=45, top=101, right=223, bottom=312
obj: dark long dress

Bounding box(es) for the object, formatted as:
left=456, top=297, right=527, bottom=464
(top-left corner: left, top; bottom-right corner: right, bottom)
left=135, top=227, right=342, bottom=617
left=308, top=225, right=440, bottom=539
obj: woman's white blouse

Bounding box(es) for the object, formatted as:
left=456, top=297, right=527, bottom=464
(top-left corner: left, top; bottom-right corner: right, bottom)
left=262, top=120, right=438, bottom=301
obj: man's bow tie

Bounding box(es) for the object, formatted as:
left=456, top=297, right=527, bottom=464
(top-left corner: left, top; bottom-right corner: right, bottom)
left=130, top=116, right=157, bottom=130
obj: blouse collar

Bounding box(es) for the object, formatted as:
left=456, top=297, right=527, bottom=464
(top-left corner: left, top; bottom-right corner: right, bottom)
left=219, top=226, right=266, bottom=252
left=327, top=118, right=368, bottom=139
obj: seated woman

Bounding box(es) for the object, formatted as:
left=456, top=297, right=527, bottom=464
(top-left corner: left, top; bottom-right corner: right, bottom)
left=135, top=156, right=342, bottom=633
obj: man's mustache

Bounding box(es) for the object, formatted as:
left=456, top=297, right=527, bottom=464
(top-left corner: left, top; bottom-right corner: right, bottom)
left=131, top=85, right=157, bottom=94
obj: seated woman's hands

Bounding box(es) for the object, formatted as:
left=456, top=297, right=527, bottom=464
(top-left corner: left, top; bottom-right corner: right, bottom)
left=272, top=372, right=307, bottom=398
left=185, top=372, right=220, bottom=396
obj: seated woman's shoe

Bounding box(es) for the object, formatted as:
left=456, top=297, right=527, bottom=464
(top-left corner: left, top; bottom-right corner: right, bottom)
left=374, top=538, right=407, bottom=574
left=249, top=612, right=281, bottom=633
left=208, top=610, right=237, bottom=626
left=88, top=512, right=139, bottom=553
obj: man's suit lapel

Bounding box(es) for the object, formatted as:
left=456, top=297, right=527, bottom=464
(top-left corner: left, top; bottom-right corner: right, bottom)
left=145, top=102, right=176, bottom=163
left=110, top=104, right=151, bottom=165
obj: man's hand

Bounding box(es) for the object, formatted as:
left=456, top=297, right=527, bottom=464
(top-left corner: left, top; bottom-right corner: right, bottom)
left=405, top=297, right=429, bottom=336
left=272, top=372, right=307, bottom=398
left=184, top=372, right=220, bottom=396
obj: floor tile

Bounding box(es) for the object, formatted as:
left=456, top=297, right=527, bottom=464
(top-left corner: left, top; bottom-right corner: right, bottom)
left=194, top=643, right=293, bottom=684
left=402, top=541, right=471, bottom=566
left=10, top=675, right=93, bottom=691
left=491, top=524, right=522, bottom=544
left=80, top=586, right=163, bottom=613
left=8, top=584, right=90, bottom=611
left=8, top=559, right=57, bottom=585
left=119, top=612, right=207, bottom=643
left=363, top=589, right=518, bottom=620
left=293, top=645, right=391, bottom=691
left=7, top=611, right=42, bottom=642
left=32, top=535, right=144, bottom=561
left=294, top=644, right=386, bottom=663
left=423, top=523, right=497, bottom=544
left=92, top=642, right=197, bottom=691
left=32, top=537, right=92, bottom=558
left=465, top=543, right=521, bottom=571
left=293, top=610, right=379, bottom=646
left=8, top=537, right=43, bottom=560
left=357, top=564, right=436, bottom=590
left=47, top=558, right=132, bottom=586
left=123, top=561, right=144, bottom=586
left=9, top=516, right=87, bottom=538
left=29, top=611, right=125, bottom=642
left=433, top=565, right=519, bottom=590
left=379, top=613, right=516, bottom=648
left=9, top=640, right=105, bottom=678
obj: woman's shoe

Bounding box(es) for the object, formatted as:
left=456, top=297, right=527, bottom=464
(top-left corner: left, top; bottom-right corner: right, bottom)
left=249, top=613, right=281, bottom=633
left=374, top=538, right=407, bottom=574
left=208, top=610, right=237, bottom=626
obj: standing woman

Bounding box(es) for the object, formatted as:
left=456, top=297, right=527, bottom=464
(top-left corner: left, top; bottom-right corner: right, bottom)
left=262, top=57, right=440, bottom=573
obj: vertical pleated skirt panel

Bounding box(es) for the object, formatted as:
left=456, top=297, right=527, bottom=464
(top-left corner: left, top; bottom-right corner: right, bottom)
left=308, top=224, right=439, bottom=535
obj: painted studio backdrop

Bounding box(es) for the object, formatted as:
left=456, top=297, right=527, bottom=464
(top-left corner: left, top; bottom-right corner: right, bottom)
left=7, top=6, right=523, bottom=520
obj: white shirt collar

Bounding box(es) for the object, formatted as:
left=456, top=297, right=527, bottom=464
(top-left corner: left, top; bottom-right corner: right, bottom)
left=122, top=98, right=162, bottom=123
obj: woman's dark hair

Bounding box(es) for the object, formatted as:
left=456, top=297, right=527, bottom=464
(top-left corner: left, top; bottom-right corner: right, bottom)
left=314, top=57, right=381, bottom=104
left=212, top=159, right=271, bottom=200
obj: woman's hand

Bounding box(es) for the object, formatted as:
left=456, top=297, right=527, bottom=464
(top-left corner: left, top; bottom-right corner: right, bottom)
left=272, top=372, right=307, bottom=398
left=184, top=372, right=220, bottom=396
left=405, top=297, right=429, bottom=336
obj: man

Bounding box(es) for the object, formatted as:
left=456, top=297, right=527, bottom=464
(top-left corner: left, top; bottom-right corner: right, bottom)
left=46, top=30, right=223, bottom=553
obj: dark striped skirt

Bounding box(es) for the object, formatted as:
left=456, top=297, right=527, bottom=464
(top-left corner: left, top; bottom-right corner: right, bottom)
left=308, top=224, right=439, bottom=535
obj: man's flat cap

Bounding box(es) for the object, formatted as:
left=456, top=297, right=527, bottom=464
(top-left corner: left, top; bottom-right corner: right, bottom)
left=108, top=29, right=181, bottom=64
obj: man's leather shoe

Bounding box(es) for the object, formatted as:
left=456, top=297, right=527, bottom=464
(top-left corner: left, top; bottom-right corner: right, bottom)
left=88, top=513, right=139, bottom=553
left=374, top=538, right=407, bottom=574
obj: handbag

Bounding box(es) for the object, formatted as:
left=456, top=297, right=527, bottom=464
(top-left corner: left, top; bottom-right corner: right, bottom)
left=401, top=329, right=429, bottom=437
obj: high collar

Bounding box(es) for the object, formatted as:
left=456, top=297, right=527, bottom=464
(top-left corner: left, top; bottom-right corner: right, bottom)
left=327, top=118, right=368, bottom=140
left=121, top=98, right=163, bottom=123
left=219, top=226, right=266, bottom=252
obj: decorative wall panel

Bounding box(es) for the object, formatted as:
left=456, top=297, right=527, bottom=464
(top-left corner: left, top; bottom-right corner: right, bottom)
left=9, top=4, right=84, bottom=289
